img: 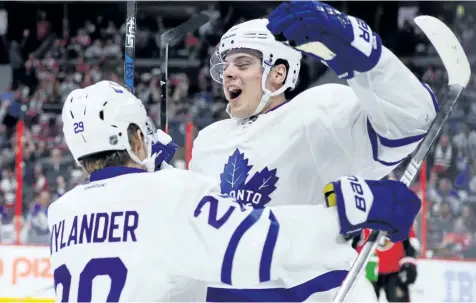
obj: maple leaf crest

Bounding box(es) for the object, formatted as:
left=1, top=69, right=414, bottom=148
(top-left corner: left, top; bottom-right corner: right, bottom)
left=220, top=149, right=253, bottom=194
left=242, top=168, right=279, bottom=206
left=220, top=148, right=279, bottom=208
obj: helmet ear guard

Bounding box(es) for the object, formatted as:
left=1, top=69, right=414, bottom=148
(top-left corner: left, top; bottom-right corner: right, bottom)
left=210, top=19, right=302, bottom=119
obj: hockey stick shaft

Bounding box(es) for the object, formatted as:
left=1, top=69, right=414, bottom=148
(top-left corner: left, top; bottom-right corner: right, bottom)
left=333, top=15, right=471, bottom=301
left=124, top=0, right=137, bottom=94
left=333, top=84, right=466, bottom=302
left=162, top=13, right=210, bottom=46
left=159, top=42, right=168, bottom=132
left=159, top=13, right=210, bottom=132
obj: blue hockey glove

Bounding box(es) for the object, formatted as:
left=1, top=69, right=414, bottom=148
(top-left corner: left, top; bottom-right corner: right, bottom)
left=144, top=130, right=178, bottom=172
left=323, top=176, right=420, bottom=242
left=267, top=1, right=382, bottom=79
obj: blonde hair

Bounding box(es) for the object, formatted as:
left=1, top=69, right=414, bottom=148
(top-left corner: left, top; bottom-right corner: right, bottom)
left=80, top=124, right=142, bottom=174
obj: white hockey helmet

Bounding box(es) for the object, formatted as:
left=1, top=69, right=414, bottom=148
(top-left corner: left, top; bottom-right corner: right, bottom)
left=210, top=18, right=302, bottom=118
left=62, top=80, right=158, bottom=171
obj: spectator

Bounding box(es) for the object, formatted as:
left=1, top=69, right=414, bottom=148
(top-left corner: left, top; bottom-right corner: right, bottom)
left=0, top=201, right=16, bottom=243
left=453, top=122, right=476, bottom=158
left=432, top=134, right=453, bottom=177
left=459, top=204, right=476, bottom=231
left=54, top=176, right=67, bottom=199
left=428, top=177, right=462, bottom=214
left=455, top=159, right=476, bottom=196
left=36, top=11, right=51, bottom=41
left=85, top=39, right=104, bottom=60
left=44, top=148, right=73, bottom=185
left=0, top=169, right=16, bottom=194
left=27, top=190, right=50, bottom=244
left=33, top=164, right=48, bottom=194
left=428, top=201, right=455, bottom=253
left=436, top=216, right=473, bottom=258
left=103, top=38, right=121, bottom=59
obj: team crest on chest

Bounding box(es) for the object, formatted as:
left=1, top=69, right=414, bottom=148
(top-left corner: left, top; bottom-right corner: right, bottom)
left=220, top=148, right=279, bottom=208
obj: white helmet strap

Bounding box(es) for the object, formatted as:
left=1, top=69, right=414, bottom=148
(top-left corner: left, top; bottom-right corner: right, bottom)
left=127, top=147, right=143, bottom=168
left=126, top=125, right=157, bottom=172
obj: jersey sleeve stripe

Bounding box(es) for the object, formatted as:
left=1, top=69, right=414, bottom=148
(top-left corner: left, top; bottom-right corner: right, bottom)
left=421, top=82, right=439, bottom=113
left=366, top=81, right=437, bottom=166
left=377, top=131, right=426, bottom=148
left=259, top=210, right=280, bottom=283
left=366, top=81, right=437, bottom=151
left=221, top=208, right=265, bottom=285
left=368, top=117, right=426, bottom=148
left=366, top=119, right=408, bottom=167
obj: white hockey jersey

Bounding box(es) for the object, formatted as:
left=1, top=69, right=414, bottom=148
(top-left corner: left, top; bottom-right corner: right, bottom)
left=48, top=166, right=371, bottom=302
left=190, top=47, right=438, bottom=301
left=191, top=47, right=437, bottom=207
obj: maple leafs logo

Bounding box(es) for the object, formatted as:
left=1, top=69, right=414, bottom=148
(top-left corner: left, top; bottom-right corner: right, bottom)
left=220, top=148, right=279, bottom=208
left=220, top=149, right=252, bottom=193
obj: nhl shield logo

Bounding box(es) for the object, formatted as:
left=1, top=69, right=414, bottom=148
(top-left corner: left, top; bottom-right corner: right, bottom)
left=109, top=135, right=118, bottom=145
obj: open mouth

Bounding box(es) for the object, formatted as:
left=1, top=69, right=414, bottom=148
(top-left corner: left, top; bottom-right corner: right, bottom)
left=228, top=87, right=242, bottom=100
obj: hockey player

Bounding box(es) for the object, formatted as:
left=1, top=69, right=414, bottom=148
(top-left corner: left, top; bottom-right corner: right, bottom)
left=189, top=1, right=438, bottom=301
left=354, top=227, right=419, bottom=301
left=50, top=80, right=421, bottom=302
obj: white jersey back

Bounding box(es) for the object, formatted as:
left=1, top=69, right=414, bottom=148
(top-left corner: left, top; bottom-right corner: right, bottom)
left=48, top=167, right=214, bottom=302
left=48, top=166, right=371, bottom=302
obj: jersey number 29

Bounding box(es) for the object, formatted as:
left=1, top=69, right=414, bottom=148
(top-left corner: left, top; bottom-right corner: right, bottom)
left=54, top=257, right=127, bottom=302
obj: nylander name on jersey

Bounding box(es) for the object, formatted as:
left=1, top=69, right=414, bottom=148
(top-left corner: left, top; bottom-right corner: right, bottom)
left=50, top=211, right=139, bottom=254
left=220, top=149, right=278, bottom=208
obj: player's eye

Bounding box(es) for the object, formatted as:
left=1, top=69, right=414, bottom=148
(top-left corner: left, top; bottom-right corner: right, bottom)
left=222, top=62, right=249, bottom=72
left=236, top=63, right=250, bottom=69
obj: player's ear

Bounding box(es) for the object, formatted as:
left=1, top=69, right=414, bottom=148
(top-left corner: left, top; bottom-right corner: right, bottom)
left=272, top=63, right=287, bottom=86
left=133, top=129, right=144, bottom=154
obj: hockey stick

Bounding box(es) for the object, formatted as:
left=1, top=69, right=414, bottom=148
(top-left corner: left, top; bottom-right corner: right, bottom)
left=333, top=15, right=471, bottom=302
left=159, top=13, right=210, bottom=132
left=124, top=0, right=137, bottom=94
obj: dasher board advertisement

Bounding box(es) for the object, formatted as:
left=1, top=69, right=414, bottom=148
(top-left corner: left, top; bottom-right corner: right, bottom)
left=0, top=245, right=475, bottom=302
left=409, top=258, right=476, bottom=302
left=0, top=245, right=54, bottom=302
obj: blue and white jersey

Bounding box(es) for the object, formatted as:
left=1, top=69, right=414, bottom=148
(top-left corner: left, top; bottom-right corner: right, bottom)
left=191, top=47, right=438, bottom=210
left=48, top=166, right=362, bottom=302
left=190, top=46, right=438, bottom=301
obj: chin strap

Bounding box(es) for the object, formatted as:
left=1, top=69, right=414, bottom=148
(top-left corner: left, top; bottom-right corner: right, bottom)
left=225, top=90, right=272, bottom=120
left=226, top=64, right=291, bottom=120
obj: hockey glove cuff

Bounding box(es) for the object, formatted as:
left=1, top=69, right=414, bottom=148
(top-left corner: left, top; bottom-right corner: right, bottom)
left=267, top=1, right=382, bottom=79
left=143, top=130, right=178, bottom=172
left=323, top=176, right=421, bottom=242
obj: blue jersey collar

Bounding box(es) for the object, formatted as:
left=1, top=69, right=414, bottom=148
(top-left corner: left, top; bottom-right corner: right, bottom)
left=266, top=100, right=289, bottom=114
left=240, top=100, right=291, bottom=125
left=90, top=166, right=147, bottom=182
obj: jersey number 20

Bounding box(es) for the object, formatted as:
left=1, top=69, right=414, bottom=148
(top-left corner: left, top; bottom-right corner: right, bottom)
left=54, top=257, right=127, bottom=302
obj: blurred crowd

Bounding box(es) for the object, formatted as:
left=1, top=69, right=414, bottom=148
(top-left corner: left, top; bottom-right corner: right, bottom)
left=397, top=3, right=476, bottom=259
left=0, top=2, right=475, bottom=260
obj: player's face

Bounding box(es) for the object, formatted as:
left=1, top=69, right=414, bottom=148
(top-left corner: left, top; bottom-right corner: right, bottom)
left=222, top=52, right=265, bottom=118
